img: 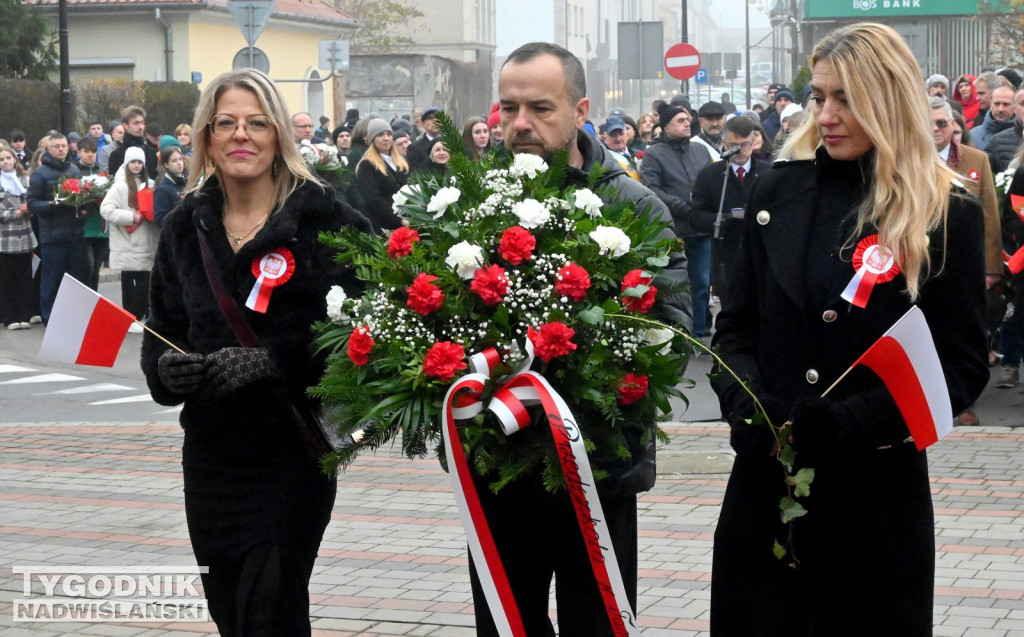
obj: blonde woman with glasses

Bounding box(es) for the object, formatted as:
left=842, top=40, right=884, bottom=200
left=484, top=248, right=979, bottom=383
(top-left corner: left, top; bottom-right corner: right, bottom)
left=140, top=68, right=371, bottom=636
left=710, top=23, right=989, bottom=636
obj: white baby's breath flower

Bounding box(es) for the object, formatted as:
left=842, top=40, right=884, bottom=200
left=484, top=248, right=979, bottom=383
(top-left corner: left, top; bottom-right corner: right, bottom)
left=512, top=198, right=550, bottom=229
left=325, top=286, right=348, bottom=323
left=573, top=188, right=603, bottom=218
left=589, top=226, right=631, bottom=258
left=445, top=241, right=484, bottom=279
left=427, top=186, right=462, bottom=219
left=510, top=153, right=548, bottom=178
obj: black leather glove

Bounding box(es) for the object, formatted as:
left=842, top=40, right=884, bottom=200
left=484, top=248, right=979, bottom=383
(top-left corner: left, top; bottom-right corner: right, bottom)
left=726, top=394, right=787, bottom=458
left=157, top=350, right=209, bottom=395
left=789, top=396, right=843, bottom=465
left=205, top=347, right=276, bottom=396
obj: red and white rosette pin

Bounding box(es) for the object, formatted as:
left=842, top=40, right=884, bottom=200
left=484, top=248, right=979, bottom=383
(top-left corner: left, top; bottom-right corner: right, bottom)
left=841, top=235, right=900, bottom=308
left=245, top=247, right=295, bottom=313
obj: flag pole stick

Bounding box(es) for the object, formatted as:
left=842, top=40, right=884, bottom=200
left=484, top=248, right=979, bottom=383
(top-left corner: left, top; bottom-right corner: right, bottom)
left=820, top=365, right=855, bottom=398
left=139, top=321, right=188, bottom=355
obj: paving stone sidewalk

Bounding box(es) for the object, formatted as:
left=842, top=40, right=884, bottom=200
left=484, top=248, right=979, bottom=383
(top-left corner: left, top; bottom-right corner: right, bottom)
left=0, top=421, right=1021, bottom=637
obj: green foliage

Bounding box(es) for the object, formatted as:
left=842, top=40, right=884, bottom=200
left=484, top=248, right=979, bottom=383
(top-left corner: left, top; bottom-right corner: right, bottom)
left=790, top=65, right=811, bottom=104
left=979, top=0, right=1024, bottom=67
left=141, top=81, right=201, bottom=132
left=0, top=78, right=59, bottom=143
left=312, top=112, right=690, bottom=493
left=0, top=2, right=57, bottom=80
left=336, top=0, right=425, bottom=54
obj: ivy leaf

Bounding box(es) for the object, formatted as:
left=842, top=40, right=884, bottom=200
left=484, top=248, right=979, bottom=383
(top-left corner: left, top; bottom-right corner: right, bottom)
left=579, top=305, right=605, bottom=326
left=772, top=539, right=787, bottom=561
left=647, top=254, right=670, bottom=268
left=779, top=496, right=808, bottom=524
left=778, top=444, right=796, bottom=473
left=601, top=298, right=621, bottom=313
left=785, top=467, right=815, bottom=498
left=622, top=284, right=649, bottom=299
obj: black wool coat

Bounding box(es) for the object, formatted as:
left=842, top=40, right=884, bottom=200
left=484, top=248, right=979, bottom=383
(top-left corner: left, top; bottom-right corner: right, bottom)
left=689, top=158, right=770, bottom=305
left=355, top=159, right=407, bottom=233
left=140, top=177, right=370, bottom=560
left=709, top=149, right=989, bottom=636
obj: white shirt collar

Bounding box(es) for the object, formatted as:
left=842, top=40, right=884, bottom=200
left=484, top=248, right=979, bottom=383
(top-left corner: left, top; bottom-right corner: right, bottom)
left=938, top=143, right=951, bottom=162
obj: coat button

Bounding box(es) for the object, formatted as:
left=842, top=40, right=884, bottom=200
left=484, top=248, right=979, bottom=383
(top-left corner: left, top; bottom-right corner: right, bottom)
left=805, top=369, right=819, bottom=384
left=822, top=309, right=837, bottom=322
left=756, top=210, right=771, bottom=225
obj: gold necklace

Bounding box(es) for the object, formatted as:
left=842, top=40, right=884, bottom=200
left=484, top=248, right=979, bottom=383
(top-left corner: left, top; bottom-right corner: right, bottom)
left=224, top=213, right=269, bottom=246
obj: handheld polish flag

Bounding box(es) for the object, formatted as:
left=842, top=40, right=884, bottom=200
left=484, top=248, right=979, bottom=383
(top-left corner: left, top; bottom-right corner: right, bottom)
left=847, top=306, right=953, bottom=450
left=37, top=274, right=137, bottom=367
left=1006, top=195, right=1024, bottom=274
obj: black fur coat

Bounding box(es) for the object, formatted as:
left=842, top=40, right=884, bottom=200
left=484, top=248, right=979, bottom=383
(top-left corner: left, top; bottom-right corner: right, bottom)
left=141, top=177, right=370, bottom=461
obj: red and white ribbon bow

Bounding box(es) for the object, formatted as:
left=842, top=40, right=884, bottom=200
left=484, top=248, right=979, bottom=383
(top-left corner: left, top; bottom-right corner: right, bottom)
left=245, top=247, right=295, bottom=313
left=841, top=234, right=901, bottom=308
left=442, top=343, right=639, bottom=637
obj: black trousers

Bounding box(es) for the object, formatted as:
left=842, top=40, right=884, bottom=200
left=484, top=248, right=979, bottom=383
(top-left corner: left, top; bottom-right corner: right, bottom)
left=120, top=270, right=150, bottom=319
left=84, top=237, right=109, bottom=290
left=468, top=474, right=638, bottom=637
left=0, top=252, right=35, bottom=325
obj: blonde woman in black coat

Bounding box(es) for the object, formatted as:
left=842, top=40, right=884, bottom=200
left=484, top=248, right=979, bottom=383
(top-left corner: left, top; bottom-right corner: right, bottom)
left=710, top=23, right=989, bottom=636
left=140, top=68, right=370, bottom=636
left=355, top=118, right=408, bottom=233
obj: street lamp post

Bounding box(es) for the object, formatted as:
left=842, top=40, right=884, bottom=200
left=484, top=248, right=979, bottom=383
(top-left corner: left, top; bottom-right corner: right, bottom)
left=745, top=0, right=751, bottom=110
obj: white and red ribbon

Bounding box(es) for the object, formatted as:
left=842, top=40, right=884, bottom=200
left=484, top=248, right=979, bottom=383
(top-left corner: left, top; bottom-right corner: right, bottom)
left=841, top=234, right=901, bottom=308
left=245, top=247, right=295, bottom=313
left=442, top=345, right=639, bottom=637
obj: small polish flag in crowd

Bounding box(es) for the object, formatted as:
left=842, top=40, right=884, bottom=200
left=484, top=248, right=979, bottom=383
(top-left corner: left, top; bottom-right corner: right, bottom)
left=37, top=274, right=137, bottom=367
left=852, top=306, right=952, bottom=450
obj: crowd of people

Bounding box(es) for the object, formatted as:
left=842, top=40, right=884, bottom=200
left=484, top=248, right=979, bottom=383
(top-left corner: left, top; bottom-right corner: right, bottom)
left=0, top=20, right=1012, bottom=636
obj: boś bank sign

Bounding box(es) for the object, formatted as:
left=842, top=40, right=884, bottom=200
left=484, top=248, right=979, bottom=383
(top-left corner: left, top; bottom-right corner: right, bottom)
left=805, top=0, right=998, bottom=17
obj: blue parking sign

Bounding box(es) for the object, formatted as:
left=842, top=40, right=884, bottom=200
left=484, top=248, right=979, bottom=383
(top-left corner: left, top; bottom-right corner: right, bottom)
left=695, top=68, right=708, bottom=84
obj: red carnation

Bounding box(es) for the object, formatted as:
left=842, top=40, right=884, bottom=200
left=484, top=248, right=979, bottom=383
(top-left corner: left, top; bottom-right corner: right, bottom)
left=527, top=322, right=577, bottom=363
left=63, top=180, right=82, bottom=194
left=497, top=226, right=536, bottom=265
left=346, top=325, right=375, bottom=366
left=406, top=273, right=445, bottom=316
left=555, top=262, right=591, bottom=301
left=470, top=264, right=509, bottom=306
left=423, top=341, right=467, bottom=381
left=388, top=227, right=420, bottom=258
left=621, top=269, right=657, bottom=314
left=617, top=372, right=649, bottom=405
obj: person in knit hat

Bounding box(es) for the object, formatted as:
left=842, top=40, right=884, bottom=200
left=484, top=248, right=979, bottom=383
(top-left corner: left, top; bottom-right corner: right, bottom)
left=762, top=88, right=795, bottom=141
left=487, top=102, right=503, bottom=143
left=925, top=74, right=949, bottom=98
left=354, top=118, right=409, bottom=233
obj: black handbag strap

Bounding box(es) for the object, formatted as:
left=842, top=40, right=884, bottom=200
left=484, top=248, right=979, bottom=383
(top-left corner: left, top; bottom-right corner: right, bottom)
left=196, top=227, right=261, bottom=348
left=195, top=226, right=337, bottom=460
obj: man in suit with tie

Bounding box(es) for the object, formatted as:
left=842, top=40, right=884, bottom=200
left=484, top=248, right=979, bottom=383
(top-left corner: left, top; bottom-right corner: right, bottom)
left=689, top=116, right=770, bottom=311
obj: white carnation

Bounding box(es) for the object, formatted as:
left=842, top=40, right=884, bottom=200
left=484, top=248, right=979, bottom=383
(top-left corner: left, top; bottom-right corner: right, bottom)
left=573, top=188, right=603, bottom=218
left=325, top=286, right=348, bottom=323
left=427, top=186, right=462, bottom=219
left=644, top=327, right=674, bottom=354
left=510, top=153, right=548, bottom=178
left=589, top=226, right=631, bottom=258
left=392, top=184, right=420, bottom=214
left=445, top=241, right=484, bottom=279
left=512, top=198, right=551, bottom=229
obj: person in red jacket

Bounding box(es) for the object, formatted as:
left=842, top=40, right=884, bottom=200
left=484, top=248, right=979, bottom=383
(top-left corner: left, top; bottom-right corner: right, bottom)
left=954, top=74, right=980, bottom=129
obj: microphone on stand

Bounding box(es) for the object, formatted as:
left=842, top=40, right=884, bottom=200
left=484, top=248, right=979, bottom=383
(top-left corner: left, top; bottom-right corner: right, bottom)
left=720, top=146, right=743, bottom=160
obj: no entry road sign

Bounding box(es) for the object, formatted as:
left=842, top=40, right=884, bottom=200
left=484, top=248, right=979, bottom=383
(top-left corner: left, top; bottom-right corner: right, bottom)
left=664, top=42, right=701, bottom=81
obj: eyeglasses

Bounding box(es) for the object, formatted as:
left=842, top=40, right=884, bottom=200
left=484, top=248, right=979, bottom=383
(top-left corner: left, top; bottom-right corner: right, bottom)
left=208, top=115, right=275, bottom=140
left=933, top=119, right=950, bottom=129
left=727, top=141, right=754, bottom=151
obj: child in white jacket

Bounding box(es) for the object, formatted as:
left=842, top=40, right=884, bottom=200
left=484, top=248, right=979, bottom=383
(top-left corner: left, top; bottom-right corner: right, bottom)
left=100, top=145, right=158, bottom=322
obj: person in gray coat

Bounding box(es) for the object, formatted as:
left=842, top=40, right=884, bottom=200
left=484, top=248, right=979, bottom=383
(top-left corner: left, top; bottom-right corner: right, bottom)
left=640, top=102, right=714, bottom=336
